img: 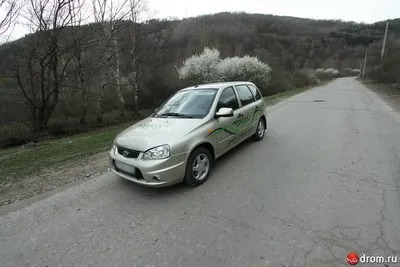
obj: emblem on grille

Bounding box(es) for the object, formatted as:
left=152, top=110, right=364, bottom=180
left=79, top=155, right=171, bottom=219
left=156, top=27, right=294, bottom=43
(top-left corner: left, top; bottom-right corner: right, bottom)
left=121, top=150, right=129, bottom=157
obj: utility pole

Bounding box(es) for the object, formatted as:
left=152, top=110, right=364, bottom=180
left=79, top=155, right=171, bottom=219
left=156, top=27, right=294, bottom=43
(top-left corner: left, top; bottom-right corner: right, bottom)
left=362, top=52, right=368, bottom=79
left=381, top=20, right=389, bottom=59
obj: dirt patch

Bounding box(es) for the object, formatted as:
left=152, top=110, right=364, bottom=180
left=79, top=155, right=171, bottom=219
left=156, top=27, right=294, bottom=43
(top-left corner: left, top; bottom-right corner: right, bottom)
left=0, top=152, right=110, bottom=207
left=363, top=81, right=400, bottom=113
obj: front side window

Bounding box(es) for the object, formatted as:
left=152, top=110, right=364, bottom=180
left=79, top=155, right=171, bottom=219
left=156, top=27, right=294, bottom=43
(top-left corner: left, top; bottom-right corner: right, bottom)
left=216, top=87, right=239, bottom=111
left=154, top=89, right=218, bottom=118
left=235, top=85, right=255, bottom=106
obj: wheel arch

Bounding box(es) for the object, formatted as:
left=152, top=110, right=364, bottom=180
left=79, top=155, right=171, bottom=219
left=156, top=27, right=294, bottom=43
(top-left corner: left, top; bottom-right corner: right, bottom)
left=260, top=115, right=267, bottom=129
left=189, top=141, right=216, bottom=163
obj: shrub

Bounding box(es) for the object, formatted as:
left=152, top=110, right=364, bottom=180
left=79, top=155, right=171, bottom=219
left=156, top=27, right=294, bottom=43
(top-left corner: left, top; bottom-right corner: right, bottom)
left=314, top=68, right=339, bottom=80
left=292, top=69, right=320, bottom=88
left=341, top=68, right=361, bottom=77
left=264, top=68, right=292, bottom=95
left=333, top=70, right=339, bottom=77
left=216, top=55, right=271, bottom=89
left=308, top=72, right=321, bottom=85
left=177, top=47, right=222, bottom=84
left=177, top=47, right=272, bottom=89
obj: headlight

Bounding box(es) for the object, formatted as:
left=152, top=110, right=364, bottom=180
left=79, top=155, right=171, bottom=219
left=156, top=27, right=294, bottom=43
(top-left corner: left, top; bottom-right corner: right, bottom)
left=142, top=145, right=170, bottom=160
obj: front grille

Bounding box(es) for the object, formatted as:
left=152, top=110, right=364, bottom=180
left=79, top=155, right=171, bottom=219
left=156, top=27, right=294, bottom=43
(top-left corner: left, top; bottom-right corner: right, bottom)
left=117, top=146, right=141, bottom=159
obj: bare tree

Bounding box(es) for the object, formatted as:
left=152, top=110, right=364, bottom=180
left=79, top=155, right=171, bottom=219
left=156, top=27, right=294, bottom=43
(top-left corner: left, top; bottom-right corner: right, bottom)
left=68, top=1, right=95, bottom=124
left=14, top=0, right=84, bottom=131
left=92, top=0, right=130, bottom=122
left=0, top=0, right=20, bottom=38
left=127, top=0, right=148, bottom=119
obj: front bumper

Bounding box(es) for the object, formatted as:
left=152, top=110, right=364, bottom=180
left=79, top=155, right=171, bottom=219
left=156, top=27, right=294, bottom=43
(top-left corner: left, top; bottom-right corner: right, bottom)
left=109, top=147, right=189, bottom=188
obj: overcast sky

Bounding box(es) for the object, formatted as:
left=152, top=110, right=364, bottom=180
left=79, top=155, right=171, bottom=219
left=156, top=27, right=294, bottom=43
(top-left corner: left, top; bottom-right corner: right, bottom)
left=2, top=0, right=400, bottom=41
left=149, top=0, right=400, bottom=23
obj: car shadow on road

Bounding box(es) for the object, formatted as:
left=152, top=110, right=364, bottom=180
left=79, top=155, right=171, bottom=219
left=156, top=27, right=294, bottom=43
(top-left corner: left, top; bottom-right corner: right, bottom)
left=117, top=177, right=190, bottom=198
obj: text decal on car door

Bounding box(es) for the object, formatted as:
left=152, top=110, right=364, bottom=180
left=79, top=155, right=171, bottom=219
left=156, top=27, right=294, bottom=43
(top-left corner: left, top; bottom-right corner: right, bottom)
left=233, top=116, right=250, bottom=128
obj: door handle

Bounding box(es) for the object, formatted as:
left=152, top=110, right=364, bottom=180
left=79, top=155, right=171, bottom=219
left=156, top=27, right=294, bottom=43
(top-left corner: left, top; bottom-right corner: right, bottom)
left=237, top=113, right=244, bottom=118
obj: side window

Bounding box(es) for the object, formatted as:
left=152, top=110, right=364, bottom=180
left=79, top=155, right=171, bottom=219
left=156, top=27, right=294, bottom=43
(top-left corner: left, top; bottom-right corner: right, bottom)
left=247, top=84, right=262, bottom=100
left=235, top=85, right=255, bottom=106
left=216, top=87, right=239, bottom=111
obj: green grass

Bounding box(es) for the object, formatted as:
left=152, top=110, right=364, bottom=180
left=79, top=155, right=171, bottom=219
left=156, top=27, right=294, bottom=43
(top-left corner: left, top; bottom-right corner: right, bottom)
left=0, top=122, right=133, bottom=183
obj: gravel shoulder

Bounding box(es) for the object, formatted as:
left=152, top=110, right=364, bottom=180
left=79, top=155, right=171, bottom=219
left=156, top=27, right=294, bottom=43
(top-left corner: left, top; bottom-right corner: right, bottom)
left=362, top=80, right=400, bottom=113
left=0, top=153, right=110, bottom=212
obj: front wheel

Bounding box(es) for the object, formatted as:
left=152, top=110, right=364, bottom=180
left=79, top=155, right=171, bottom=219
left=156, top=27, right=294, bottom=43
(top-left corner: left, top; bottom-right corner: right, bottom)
left=253, top=118, right=266, bottom=141
left=183, top=147, right=213, bottom=187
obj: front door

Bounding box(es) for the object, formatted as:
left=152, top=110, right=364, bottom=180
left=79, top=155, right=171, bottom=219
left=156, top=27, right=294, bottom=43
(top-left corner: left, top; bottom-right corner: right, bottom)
left=214, top=86, right=241, bottom=155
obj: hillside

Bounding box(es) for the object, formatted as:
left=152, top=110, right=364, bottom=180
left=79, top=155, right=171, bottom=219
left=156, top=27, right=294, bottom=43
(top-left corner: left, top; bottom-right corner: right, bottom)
left=0, top=12, right=399, bottom=147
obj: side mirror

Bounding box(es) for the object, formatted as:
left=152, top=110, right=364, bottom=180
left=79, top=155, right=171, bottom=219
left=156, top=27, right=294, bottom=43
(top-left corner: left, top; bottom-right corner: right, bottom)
left=215, top=107, right=234, bottom=118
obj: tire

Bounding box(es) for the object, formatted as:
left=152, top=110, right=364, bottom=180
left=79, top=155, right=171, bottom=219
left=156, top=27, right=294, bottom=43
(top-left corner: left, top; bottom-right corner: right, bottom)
left=253, top=117, right=266, bottom=141
left=184, top=147, right=213, bottom=187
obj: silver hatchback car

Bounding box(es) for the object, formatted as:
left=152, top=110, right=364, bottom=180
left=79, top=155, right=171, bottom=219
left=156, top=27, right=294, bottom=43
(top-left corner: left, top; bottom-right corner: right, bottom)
left=109, top=81, right=267, bottom=187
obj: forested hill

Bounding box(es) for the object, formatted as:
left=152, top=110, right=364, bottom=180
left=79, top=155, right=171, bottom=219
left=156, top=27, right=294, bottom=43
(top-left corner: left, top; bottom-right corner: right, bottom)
left=1, top=12, right=400, bottom=87
left=172, top=12, right=400, bottom=69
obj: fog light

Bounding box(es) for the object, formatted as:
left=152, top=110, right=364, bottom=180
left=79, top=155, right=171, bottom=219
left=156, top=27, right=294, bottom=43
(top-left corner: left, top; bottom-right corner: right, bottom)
left=152, top=176, right=161, bottom=182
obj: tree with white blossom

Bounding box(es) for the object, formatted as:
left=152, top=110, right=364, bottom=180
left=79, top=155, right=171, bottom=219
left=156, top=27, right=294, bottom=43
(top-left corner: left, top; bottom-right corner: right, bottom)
left=314, top=68, right=339, bottom=80
left=178, top=47, right=272, bottom=88
left=178, top=47, right=222, bottom=84
left=217, top=55, right=271, bottom=88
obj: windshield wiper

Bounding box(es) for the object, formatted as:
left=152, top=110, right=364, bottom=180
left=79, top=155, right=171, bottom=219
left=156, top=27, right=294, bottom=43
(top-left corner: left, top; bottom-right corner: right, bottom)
left=158, top=112, right=194, bottom=118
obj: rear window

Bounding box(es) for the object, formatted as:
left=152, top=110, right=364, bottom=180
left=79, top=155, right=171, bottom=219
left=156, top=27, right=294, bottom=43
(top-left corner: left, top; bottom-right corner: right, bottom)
left=247, top=84, right=262, bottom=100
left=235, top=85, right=255, bottom=106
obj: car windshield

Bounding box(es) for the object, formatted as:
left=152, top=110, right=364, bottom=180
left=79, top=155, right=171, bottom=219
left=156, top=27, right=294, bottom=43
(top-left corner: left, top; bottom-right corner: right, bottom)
left=154, top=89, right=218, bottom=118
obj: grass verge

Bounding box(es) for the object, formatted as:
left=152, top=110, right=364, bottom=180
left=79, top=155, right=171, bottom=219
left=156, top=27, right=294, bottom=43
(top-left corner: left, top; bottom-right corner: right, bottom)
left=361, top=79, right=400, bottom=112
left=0, top=122, right=132, bottom=183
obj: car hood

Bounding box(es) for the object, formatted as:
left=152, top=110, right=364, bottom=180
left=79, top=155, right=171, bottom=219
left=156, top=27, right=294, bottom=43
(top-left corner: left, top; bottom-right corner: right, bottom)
left=114, top=116, right=206, bottom=151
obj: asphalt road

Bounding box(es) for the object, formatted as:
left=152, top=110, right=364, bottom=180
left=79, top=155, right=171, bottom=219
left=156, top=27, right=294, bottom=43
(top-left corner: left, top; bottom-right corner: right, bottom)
left=1, top=78, right=400, bottom=267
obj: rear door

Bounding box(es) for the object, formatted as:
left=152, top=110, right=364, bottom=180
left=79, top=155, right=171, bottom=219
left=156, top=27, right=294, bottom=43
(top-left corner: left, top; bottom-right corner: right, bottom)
left=246, top=83, right=265, bottom=133
left=232, top=84, right=258, bottom=142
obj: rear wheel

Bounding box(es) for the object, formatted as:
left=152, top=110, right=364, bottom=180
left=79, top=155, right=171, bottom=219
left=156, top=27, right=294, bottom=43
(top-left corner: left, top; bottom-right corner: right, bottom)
left=253, top=118, right=266, bottom=141
left=184, top=147, right=213, bottom=187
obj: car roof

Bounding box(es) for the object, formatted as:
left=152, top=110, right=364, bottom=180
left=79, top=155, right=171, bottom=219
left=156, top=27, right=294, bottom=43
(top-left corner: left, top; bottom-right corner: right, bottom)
left=182, top=81, right=255, bottom=91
